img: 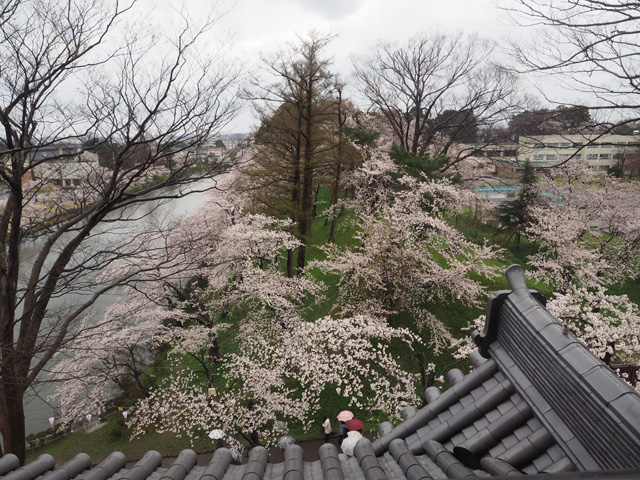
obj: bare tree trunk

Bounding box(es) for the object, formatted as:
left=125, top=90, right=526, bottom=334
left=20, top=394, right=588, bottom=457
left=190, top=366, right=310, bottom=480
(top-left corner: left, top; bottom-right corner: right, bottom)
left=328, top=162, right=342, bottom=244
left=297, top=187, right=310, bottom=275
left=327, top=83, right=346, bottom=243
left=0, top=386, right=26, bottom=464
left=208, top=331, right=221, bottom=364
left=285, top=249, right=293, bottom=278
left=297, top=61, right=316, bottom=276
left=415, top=353, right=430, bottom=406
left=328, top=217, right=337, bottom=245
left=312, top=183, right=320, bottom=218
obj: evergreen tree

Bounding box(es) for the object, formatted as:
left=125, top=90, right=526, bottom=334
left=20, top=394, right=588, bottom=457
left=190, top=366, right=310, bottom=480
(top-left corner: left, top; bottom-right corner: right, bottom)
left=496, top=160, right=536, bottom=245
left=242, top=33, right=336, bottom=276
left=389, top=145, right=462, bottom=183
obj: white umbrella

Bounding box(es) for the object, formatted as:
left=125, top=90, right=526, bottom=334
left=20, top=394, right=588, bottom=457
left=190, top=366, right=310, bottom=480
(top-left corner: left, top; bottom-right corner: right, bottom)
left=209, top=429, right=225, bottom=440
left=341, top=436, right=360, bottom=456
left=230, top=449, right=242, bottom=464
left=347, top=430, right=363, bottom=439
left=276, top=435, right=296, bottom=450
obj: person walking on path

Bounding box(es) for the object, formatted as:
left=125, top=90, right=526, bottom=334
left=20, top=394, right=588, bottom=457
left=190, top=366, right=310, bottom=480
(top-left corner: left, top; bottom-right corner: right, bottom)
left=338, top=420, right=347, bottom=445
left=322, top=417, right=333, bottom=443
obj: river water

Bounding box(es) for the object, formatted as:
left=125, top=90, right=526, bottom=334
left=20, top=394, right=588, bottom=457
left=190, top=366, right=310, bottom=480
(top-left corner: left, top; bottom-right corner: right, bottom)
left=21, top=178, right=217, bottom=437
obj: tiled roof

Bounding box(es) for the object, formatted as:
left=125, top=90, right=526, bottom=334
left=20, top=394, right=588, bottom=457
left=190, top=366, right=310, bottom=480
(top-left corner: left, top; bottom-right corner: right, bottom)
left=2, top=265, right=640, bottom=479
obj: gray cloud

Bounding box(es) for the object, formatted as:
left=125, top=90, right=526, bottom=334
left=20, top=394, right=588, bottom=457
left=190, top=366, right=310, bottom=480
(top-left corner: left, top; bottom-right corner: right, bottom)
left=287, top=0, right=364, bottom=19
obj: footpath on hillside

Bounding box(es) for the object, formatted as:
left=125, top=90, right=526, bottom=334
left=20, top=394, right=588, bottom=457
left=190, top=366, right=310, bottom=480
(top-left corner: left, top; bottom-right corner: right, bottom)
left=125, top=434, right=375, bottom=468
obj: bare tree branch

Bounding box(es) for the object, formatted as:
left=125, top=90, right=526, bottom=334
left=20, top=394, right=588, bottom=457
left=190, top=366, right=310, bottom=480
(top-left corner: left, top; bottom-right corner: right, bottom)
left=0, top=0, right=242, bottom=463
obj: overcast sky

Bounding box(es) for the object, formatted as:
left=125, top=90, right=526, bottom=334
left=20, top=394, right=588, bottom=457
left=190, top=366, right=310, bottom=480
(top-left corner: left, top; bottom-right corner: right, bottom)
left=177, top=0, right=523, bottom=132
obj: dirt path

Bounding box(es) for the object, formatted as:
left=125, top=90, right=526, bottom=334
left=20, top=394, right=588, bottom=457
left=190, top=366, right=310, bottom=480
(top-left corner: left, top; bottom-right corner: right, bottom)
left=139, top=435, right=355, bottom=468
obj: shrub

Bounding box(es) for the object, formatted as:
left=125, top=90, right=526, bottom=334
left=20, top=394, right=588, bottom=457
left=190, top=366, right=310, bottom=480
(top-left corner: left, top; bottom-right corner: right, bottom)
left=110, top=427, right=124, bottom=440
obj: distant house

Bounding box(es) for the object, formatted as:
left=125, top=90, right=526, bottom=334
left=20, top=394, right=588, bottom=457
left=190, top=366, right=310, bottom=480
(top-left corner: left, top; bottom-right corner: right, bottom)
left=28, top=145, right=99, bottom=187
left=166, top=140, right=228, bottom=166
left=3, top=265, right=639, bottom=479
left=196, top=141, right=227, bottom=163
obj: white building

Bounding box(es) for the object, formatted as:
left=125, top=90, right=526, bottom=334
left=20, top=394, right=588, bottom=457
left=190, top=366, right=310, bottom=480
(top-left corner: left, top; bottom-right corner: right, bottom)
left=29, top=145, right=99, bottom=187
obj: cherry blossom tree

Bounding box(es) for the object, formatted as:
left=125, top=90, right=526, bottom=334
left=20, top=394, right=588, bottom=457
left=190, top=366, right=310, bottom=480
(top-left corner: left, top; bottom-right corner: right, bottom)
left=48, top=300, right=163, bottom=426
left=311, top=153, right=501, bottom=352
left=51, top=194, right=420, bottom=448
left=547, top=286, right=640, bottom=372
left=128, top=314, right=419, bottom=448
left=524, top=166, right=640, bottom=383
left=48, top=196, right=301, bottom=416
left=525, top=164, right=640, bottom=293
left=0, top=0, right=241, bottom=462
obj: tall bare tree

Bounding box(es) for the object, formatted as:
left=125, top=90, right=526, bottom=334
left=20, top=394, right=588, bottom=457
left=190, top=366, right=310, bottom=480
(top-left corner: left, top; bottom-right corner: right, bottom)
left=353, top=31, right=520, bottom=173
left=504, top=0, right=640, bottom=126
left=0, top=0, right=240, bottom=462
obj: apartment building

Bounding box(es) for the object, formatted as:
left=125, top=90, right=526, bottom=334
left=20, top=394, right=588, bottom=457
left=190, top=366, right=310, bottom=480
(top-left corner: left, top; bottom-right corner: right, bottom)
left=479, top=134, right=640, bottom=178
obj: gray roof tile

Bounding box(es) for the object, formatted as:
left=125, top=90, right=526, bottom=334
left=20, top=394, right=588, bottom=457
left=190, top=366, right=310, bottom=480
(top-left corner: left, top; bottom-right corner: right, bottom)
left=497, top=428, right=555, bottom=469
left=495, top=401, right=512, bottom=416
left=303, top=462, right=323, bottom=480
left=486, top=442, right=507, bottom=459
left=478, top=377, right=497, bottom=393
left=446, top=370, right=465, bottom=386
left=546, top=445, right=567, bottom=463
left=377, top=453, right=399, bottom=478
left=422, top=441, right=474, bottom=479
left=423, top=388, right=441, bottom=405
left=497, top=434, right=519, bottom=452
left=531, top=452, right=554, bottom=472
left=482, top=410, right=500, bottom=425
left=513, top=425, right=533, bottom=442
left=414, top=455, right=444, bottom=479
left=460, top=425, right=478, bottom=441
left=458, top=394, right=475, bottom=409
left=478, top=458, right=521, bottom=477
left=527, top=418, right=543, bottom=431
left=449, top=433, right=466, bottom=447
left=470, top=417, right=489, bottom=433
left=0, top=456, right=20, bottom=477
left=447, top=404, right=463, bottom=417
left=541, top=456, right=576, bottom=474
left=3, top=455, right=55, bottom=480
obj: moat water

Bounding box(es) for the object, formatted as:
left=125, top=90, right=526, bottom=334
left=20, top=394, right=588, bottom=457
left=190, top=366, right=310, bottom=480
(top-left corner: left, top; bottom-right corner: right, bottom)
left=20, top=178, right=217, bottom=437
